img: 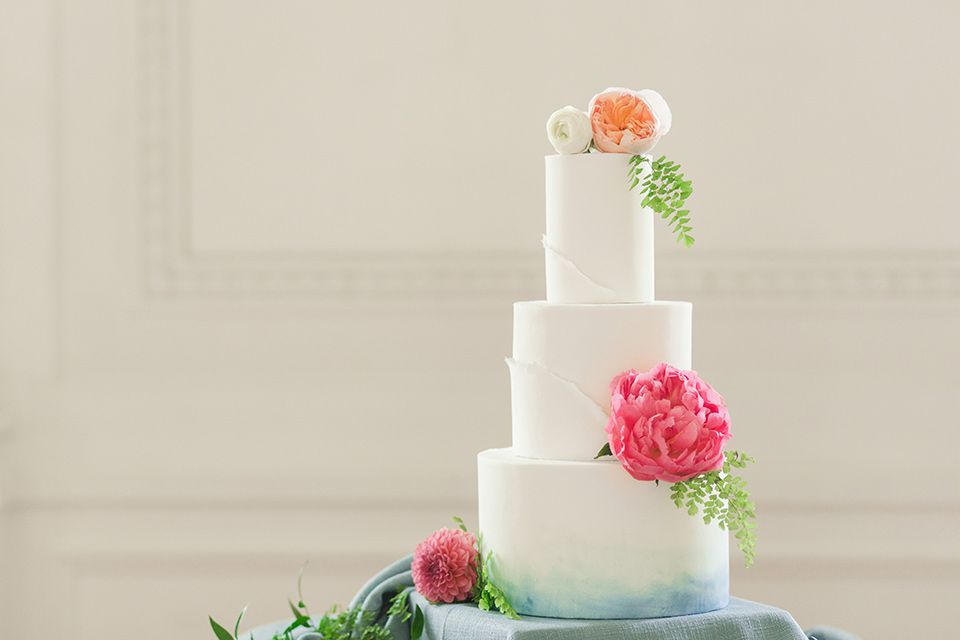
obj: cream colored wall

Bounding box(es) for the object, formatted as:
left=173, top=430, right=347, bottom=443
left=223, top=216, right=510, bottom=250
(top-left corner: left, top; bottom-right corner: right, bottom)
left=1, top=1, right=958, bottom=638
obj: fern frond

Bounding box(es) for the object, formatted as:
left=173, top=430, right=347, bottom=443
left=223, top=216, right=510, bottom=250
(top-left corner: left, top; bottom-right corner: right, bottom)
left=628, top=155, right=696, bottom=248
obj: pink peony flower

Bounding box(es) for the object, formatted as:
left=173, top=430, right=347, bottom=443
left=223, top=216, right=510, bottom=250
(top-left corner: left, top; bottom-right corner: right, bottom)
left=411, top=527, right=478, bottom=604
left=588, top=87, right=672, bottom=155
left=605, top=363, right=730, bottom=483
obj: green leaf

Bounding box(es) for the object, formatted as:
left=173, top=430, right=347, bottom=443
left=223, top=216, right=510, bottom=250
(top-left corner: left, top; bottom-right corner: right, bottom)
left=297, top=563, right=308, bottom=599
left=233, top=606, right=247, bottom=640
left=595, top=442, right=612, bottom=459
left=410, top=605, right=424, bottom=639
left=209, top=617, right=235, bottom=640
left=288, top=598, right=302, bottom=620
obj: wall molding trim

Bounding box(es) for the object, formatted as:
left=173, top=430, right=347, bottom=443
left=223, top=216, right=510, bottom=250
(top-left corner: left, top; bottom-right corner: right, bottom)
left=138, top=1, right=960, bottom=303
left=660, top=249, right=960, bottom=302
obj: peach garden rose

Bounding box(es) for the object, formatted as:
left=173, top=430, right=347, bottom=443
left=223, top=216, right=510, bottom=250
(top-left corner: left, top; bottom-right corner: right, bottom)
left=588, top=87, right=672, bottom=155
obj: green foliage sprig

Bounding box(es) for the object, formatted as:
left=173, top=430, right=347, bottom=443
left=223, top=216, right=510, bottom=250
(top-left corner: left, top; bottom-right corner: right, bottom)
left=386, top=588, right=425, bottom=639
left=210, top=601, right=393, bottom=640
left=453, top=516, right=520, bottom=619
left=594, top=447, right=757, bottom=566
left=209, top=563, right=403, bottom=640
left=628, top=155, right=695, bottom=248
left=385, top=587, right=412, bottom=622
left=210, top=518, right=518, bottom=640
left=670, top=451, right=757, bottom=567
left=209, top=606, right=247, bottom=640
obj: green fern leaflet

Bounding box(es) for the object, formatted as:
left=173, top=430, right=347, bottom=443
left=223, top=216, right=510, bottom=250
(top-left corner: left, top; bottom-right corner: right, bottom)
left=669, top=451, right=757, bottom=566
left=628, top=155, right=695, bottom=248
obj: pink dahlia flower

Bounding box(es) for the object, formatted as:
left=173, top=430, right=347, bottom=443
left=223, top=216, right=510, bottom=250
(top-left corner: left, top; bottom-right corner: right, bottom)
left=606, top=363, right=731, bottom=483
left=411, top=527, right=478, bottom=604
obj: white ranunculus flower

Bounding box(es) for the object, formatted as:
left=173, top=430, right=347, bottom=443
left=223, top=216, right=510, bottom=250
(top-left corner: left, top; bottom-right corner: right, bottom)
left=546, top=106, right=593, bottom=155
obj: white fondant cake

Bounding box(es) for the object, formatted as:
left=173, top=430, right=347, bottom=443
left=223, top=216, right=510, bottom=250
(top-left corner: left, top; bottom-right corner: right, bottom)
left=477, top=147, right=730, bottom=618
left=477, top=449, right=729, bottom=619
left=509, top=300, right=691, bottom=461
left=545, top=154, right=654, bottom=303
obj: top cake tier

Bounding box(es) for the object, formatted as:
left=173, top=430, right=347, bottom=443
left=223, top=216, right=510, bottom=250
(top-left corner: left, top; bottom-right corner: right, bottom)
left=544, top=153, right=654, bottom=304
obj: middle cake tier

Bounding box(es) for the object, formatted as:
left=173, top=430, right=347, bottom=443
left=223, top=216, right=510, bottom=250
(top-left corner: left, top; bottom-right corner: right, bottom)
left=508, top=300, right=692, bottom=461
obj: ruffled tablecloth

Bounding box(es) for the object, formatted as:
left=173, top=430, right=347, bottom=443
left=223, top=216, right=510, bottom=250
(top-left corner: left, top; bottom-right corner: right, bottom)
left=248, top=556, right=860, bottom=640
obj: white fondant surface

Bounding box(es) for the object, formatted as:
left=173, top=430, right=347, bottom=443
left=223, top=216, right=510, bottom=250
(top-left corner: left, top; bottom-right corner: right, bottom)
left=510, top=300, right=692, bottom=461
left=477, top=448, right=729, bottom=619
left=545, top=154, right=654, bottom=303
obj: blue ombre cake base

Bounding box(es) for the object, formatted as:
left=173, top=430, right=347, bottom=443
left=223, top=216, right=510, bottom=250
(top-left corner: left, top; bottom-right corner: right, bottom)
left=492, top=562, right=729, bottom=619
left=478, top=448, right=730, bottom=619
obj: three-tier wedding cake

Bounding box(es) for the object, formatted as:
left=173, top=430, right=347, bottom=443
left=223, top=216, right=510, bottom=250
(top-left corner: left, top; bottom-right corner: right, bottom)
left=476, top=88, right=732, bottom=619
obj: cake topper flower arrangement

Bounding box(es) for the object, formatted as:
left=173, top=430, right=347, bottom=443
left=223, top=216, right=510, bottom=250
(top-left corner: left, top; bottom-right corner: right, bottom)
left=596, top=364, right=758, bottom=566
left=547, top=88, right=695, bottom=248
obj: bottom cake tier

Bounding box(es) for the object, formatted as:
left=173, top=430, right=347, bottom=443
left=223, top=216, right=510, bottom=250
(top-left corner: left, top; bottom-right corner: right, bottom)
left=477, top=447, right=729, bottom=619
